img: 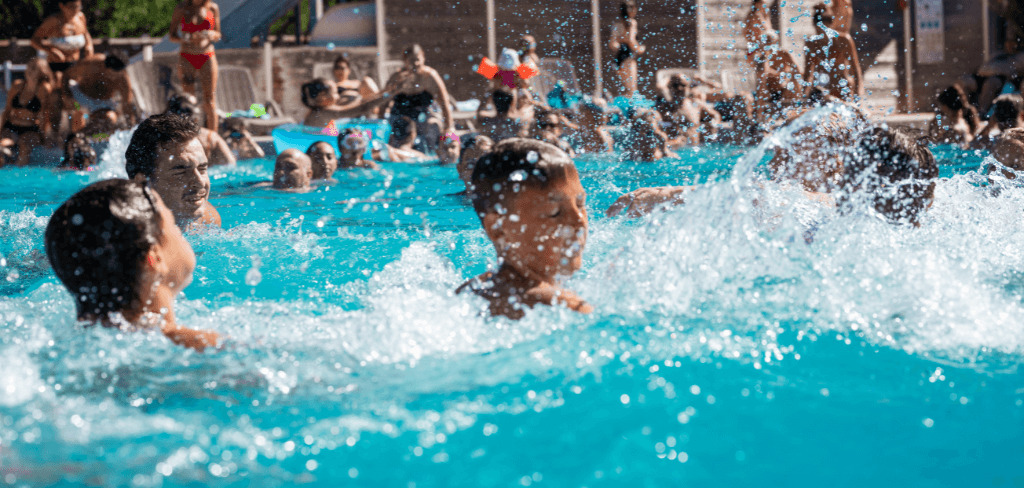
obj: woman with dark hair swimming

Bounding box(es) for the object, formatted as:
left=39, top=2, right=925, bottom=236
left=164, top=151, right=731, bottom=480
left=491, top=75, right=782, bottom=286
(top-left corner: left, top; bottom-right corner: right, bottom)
left=381, top=45, right=455, bottom=154
left=169, top=0, right=222, bottom=132
left=609, top=1, right=645, bottom=97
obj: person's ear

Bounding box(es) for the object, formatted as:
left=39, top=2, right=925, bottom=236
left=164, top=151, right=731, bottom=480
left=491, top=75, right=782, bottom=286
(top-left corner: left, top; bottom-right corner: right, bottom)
left=481, top=210, right=506, bottom=244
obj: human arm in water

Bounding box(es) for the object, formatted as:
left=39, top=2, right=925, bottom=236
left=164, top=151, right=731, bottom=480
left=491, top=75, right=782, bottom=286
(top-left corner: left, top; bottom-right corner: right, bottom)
left=162, top=324, right=221, bottom=352
left=427, top=67, right=455, bottom=133
left=606, top=185, right=694, bottom=217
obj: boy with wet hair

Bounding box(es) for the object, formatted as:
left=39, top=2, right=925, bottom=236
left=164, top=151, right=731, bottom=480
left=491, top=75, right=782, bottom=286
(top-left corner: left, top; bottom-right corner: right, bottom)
left=45, top=178, right=220, bottom=351
left=457, top=138, right=591, bottom=319
left=125, top=113, right=221, bottom=229
left=840, top=126, right=939, bottom=226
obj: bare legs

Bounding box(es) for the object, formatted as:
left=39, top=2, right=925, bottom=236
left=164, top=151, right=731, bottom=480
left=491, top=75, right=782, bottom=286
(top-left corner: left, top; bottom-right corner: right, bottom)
left=179, top=54, right=219, bottom=131
left=618, top=58, right=639, bottom=97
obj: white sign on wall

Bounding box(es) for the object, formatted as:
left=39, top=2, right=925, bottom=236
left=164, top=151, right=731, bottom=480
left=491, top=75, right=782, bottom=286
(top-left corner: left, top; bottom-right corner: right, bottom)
left=916, top=0, right=944, bottom=64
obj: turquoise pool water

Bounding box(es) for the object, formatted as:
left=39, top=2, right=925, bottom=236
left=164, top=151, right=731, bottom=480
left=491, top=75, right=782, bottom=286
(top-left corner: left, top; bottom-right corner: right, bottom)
left=0, top=128, right=1022, bottom=487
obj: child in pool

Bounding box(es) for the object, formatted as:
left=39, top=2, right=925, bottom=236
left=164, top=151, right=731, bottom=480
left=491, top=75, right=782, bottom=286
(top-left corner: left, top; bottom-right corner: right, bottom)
left=457, top=138, right=592, bottom=319
left=306, top=141, right=339, bottom=180
left=336, top=129, right=380, bottom=170
left=45, top=178, right=220, bottom=351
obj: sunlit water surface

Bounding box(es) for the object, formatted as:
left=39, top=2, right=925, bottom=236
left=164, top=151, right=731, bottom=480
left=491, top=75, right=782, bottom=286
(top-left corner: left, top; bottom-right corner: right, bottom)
left=0, top=126, right=1022, bottom=487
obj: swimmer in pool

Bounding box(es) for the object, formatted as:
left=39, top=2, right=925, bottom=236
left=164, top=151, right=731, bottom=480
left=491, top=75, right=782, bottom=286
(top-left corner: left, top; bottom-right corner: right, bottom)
left=381, top=44, right=456, bottom=153
left=301, top=77, right=389, bottom=127
left=974, top=94, right=1024, bottom=147
left=928, top=86, right=980, bottom=147
left=456, top=134, right=494, bottom=188
left=989, top=127, right=1024, bottom=180
left=125, top=113, right=222, bottom=230
left=574, top=99, right=613, bottom=154
left=336, top=129, right=381, bottom=169
left=60, top=131, right=96, bottom=170
left=271, top=149, right=313, bottom=191
left=44, top=179, right=220, bottom=351
left=438, top=132, right=462, bottom=166
left=306, top=141, right=339, bottom=180
left=839, top=126, right=938, bottom=226
left=457, top=138, right=591, bottom=319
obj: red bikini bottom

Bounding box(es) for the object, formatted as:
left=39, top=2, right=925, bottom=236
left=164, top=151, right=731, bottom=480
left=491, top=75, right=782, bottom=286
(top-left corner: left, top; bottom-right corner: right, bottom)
left=181, top=52, right=214, bottom=70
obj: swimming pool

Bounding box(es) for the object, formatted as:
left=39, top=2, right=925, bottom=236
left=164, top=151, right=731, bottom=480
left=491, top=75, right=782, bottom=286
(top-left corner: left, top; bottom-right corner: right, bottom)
left=0, top=128, right=1022, bottom=487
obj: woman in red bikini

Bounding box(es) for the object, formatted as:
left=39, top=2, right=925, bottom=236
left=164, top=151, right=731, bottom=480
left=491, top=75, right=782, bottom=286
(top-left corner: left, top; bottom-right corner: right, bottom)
left=169, top=0, right=222, bottom=132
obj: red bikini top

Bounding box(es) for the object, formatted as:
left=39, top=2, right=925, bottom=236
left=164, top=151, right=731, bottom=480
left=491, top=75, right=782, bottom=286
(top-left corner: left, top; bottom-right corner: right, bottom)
left=181, top=10, right=215, bottom=34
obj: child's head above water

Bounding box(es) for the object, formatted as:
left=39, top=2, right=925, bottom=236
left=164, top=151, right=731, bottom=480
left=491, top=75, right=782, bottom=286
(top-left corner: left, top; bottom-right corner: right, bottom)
left=841, top=126, right=938, bottom=225
left=337, top=128, right=373, bottom=168
left=273, top=149, right=313, bottom=190
left=45, top=179, right=195, bottom=324
left=470, top=138, right=588, bottom=284
left=306, top=141, right=338, bottom=179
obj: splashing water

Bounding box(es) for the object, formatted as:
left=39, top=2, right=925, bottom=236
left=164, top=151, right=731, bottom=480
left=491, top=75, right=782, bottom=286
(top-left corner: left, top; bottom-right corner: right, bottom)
left=0, top=118, right=1021, bottom=486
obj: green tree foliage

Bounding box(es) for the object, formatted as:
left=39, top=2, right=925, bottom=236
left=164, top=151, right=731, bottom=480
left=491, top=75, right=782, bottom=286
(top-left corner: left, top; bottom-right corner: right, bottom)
left=86, top=0, right=180, bottom=37
left=0, top=0, right=179, bottom=40
left=0, top=0, right=45, bottom=39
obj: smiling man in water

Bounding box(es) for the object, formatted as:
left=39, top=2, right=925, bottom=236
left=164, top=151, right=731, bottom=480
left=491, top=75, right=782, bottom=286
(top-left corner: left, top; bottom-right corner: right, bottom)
left=125, top=113, right=221, bottom=230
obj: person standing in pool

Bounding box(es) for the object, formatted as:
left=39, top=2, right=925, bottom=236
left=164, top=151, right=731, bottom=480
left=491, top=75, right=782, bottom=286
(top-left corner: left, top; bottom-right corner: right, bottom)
left=745, top=0, right=803, bottom=125
left=125, top=113, right=221, bottom=230
left=0, top=59, right=54, bottom=167
left=381, top=45, right=455, bottom=154
left=169, top=0, right=222, bottom=132
left=457, top=138, right=591, bottom=319
left=45, top=179, right=220, bottom=351
left=609, top=1, right=645, bottom=98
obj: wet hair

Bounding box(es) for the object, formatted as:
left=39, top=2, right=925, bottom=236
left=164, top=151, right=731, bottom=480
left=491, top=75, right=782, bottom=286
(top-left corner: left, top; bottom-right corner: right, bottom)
left=62, top=132, right=96, bottom=170
left=841, top=126, right=938, bottom=224
left=390, top=116, right=416, bottom=146
left=469, top=138, right=575, bottom=216
left=104, top=51, right=128, bottom=72
left=165, top=94, right=200, bottom=120
left=125, top=113, right=201, bottom=179
left=45, top=179, right=163, bottom=322
left=992, top=94, right=1024, bottom=127
left=404, top=44, right=425, bottom=59
left=620, top=1, right=636, bottom=20
left=493, top=90, right=514, bottom=115
left=301, top=78, right=334, bottom=109
left=936, top=85, right=980, bottom=133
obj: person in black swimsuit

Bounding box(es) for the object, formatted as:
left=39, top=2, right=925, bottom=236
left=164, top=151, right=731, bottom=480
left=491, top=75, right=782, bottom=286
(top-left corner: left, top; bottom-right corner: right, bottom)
left=1, top=59, right=54, bottom=166
left=609, top=1, right=645, bottom=97
left=381, top=44, right=455, bottom=154
left=331, top=54, right=380, bottom=108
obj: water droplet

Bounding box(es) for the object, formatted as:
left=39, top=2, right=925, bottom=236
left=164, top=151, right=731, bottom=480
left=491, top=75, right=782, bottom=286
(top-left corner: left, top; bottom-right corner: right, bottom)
left=526, top=151, right=539, bottom=163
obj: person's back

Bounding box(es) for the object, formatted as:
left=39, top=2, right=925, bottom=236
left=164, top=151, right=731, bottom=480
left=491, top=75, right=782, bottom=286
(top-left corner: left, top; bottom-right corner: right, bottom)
left=479, top=90, right=525, bottom=142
